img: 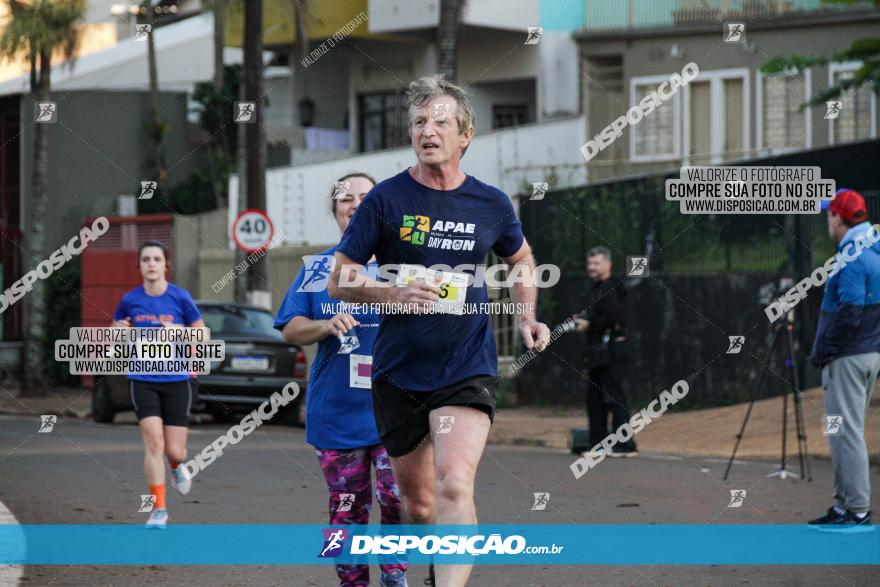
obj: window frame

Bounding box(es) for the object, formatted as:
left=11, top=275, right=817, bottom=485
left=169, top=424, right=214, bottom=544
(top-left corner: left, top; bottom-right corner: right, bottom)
left=827, top=61, right=877, bottom=145
left=492, top=104, right=529, bottom=129
left=681, top=67, right=750, bottom=165
left=629, top=72, right=683, bottom=162
left=357, top=90, right=407, bottom=153
left=755, top=68, right=812, bottom=154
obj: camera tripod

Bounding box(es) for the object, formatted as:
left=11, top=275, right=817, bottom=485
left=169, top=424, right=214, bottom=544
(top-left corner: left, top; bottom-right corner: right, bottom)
left=723, top=315, right=812, bottom=481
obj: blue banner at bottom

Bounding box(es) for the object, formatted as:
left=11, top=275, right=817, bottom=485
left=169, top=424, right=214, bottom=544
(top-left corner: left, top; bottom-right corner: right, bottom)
left=0, top=525, right=877, bottom=565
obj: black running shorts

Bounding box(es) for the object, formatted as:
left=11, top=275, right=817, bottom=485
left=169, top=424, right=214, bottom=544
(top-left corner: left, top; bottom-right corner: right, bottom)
left=371, top=375, right=497, bottom=457
left=129, top=379, right=194, bottom=427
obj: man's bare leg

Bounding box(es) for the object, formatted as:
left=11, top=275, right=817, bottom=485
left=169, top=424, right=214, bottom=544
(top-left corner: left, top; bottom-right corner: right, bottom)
left=431, top=406, right=491, bottom=587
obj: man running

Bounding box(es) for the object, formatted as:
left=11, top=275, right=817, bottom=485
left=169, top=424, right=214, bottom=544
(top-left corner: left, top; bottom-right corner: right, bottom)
left=112, top=240, right=204, bottom=528
left=329, top=75, right=550, bottom=586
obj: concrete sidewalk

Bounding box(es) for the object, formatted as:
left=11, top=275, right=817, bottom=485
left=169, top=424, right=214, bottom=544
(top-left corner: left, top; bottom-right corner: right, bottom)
left=490, top=386, right=880, bottom=463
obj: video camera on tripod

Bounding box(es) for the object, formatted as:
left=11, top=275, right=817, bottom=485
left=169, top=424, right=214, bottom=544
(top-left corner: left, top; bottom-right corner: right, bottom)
left=723, top=276, right=812, bottom=481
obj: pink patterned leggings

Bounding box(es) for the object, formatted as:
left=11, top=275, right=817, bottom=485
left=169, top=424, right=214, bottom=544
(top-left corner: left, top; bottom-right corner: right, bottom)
left=315, top=444, right=408, bottom=586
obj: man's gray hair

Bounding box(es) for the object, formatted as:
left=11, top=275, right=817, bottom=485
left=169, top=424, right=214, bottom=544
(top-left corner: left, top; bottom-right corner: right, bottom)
left=587, top=246, right=612, bottom=262
left=405, top=75, right=475, bottom=137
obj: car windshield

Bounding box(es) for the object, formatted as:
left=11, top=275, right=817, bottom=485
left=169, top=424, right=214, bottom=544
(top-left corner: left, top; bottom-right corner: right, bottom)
left=199, top=305, right=283, bottom=339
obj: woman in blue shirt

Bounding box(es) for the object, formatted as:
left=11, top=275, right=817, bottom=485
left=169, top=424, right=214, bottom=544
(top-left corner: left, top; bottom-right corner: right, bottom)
left=275, top=174, right=408, bottom=587
left=112, top=240, right=204, bottom=529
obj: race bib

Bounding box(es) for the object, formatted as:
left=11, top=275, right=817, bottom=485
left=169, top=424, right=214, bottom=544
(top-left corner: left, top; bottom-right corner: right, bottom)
left=349, top=354, right=372, bottom=389
left=396, top=264, right=468, bottom=315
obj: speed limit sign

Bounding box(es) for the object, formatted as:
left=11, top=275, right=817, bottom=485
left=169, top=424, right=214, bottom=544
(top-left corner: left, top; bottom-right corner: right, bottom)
left=232, top=209, right=274, bottom=253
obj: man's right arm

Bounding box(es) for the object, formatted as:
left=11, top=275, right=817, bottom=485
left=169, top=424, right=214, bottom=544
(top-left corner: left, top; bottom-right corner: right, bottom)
left=328, top=251, right=441, bottom=308
left=587, top=280, right=625, bottom=334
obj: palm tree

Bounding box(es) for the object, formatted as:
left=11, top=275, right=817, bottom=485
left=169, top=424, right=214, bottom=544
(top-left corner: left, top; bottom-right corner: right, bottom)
left=141, top=0, right=168, bottom=196
left=212, top=0, right=228, bottom=178
left=437, top=0, right=463, bottom=82
left=0, top=0, right=86, bottom=394
left=200, top=0, right=230, bottom=207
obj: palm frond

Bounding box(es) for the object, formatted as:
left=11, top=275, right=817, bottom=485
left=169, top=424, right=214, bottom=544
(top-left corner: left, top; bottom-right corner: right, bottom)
left=0, top=0, right=86, bottom=67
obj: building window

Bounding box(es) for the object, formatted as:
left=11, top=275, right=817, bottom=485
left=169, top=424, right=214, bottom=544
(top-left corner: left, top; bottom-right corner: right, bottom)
left=684, top=69, right=749, bottom=165
left=632, top=82, right=677, bottom=159
left=359, top=92, right=407, bottom=153
left=830, top=68, right=874, bottom=144
left=492, top=104, right=528, bottom=129
left=760, top=72, right=808, bottom=151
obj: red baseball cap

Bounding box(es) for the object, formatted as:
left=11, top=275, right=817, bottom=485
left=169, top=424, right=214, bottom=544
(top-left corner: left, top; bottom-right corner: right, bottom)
left=827, top=188, right=868, bottom=223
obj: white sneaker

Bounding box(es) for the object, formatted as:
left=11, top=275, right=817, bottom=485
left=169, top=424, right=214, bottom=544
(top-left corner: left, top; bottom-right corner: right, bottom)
left=171, top=466, right=191, bottom=495
left=585, top=447, right=606, bottom=459
left=145, top=508, right=168, bottom=529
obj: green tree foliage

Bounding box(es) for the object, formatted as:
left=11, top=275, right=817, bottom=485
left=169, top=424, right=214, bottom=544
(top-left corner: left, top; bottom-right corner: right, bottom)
left=761, top=0, right=880, bottom=106
left=140, top=64, right=242, bottom=215
left=0, top=0, right=86, bottom=393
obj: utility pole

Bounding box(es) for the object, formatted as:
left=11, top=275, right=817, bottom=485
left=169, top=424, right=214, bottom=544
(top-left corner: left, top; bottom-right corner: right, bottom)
left=242, top=0, right=269, bottom=308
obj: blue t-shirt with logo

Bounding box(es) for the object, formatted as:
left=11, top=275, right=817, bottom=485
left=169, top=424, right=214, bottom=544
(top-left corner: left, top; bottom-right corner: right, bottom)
left=274, top=246, right=382, bottom=449
left=336, top=169, right=525, bottom=391
left=113, top=283, right=202, bottom=383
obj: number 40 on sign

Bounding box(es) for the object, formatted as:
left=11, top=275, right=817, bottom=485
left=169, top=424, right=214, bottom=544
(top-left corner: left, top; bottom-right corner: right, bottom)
left=232, top=209, right=274, bottom=253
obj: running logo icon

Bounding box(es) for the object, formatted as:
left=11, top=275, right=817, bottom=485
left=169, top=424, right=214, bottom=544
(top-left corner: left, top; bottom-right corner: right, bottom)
left=235, top=102, right=256, bottom=123
left=727, top=336, right=745, bottom=354
left=823, top=415, right=843, bottom=435
left=134, top=24, right=151, bottom=41
left=337, top=333, right=360, bottom=355
left=531, top=182, right=548, bottom=201
left=432, top=103, right=449, bottom=122
left=139, top=494, right=156, bottom=513
left=525, top=27, right=543, bottom=45
left=38, top=415, right=56, bottom=433
left=319, top=528, right=349, bottom=558
left=337, top=494, right=355, bottom=512
left=35, top=102, right=57, bottom=123
left=298, top=255, right=335, bottom=292
left=437, top=415, right=455, bottom=434
left=139, top=181, right=157, bottom=200
left=728, top=490, right=746, bottom=508
left=824, top=101, right=842, bottom=120
left=532, top=492, right=550, bottom=511
left=400, top=215, right=431, bottom=246
left=724, top=23, right=745, bottom=43
left=332, top=181, right=350, bottom=199
left=627, top=256, right=649, bottom=277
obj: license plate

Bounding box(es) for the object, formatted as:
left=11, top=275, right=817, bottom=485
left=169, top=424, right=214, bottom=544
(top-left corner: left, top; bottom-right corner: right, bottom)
left=230, top=355, right=270, bottom=371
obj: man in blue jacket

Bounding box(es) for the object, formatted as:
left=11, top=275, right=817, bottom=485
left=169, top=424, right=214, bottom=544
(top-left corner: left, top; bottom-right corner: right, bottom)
left=808, top=188, right=880, bottom=531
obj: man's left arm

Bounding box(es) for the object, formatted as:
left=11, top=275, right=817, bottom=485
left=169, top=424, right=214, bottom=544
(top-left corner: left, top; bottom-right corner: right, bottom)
left=504, top=240, right=551, bottom=351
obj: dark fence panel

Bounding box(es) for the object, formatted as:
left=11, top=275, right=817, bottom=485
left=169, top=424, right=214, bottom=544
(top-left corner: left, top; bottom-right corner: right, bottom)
left=516, top=139, right=880, bottom=409
left=519, top=273, right=820, bottom=409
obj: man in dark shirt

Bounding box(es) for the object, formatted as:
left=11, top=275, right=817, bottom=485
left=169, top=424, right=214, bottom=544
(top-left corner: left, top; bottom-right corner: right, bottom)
left=573, top=246, right=637, bottom=457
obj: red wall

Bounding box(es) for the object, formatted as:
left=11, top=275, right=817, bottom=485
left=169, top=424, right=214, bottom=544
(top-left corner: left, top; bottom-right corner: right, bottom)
left=80, top=214, right=174, bottom=385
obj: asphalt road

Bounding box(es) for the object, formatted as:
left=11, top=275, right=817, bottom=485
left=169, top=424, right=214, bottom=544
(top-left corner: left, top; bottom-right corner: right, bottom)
left=0, top=414, right=877, bottom=586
